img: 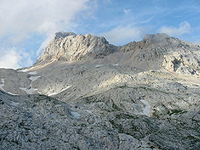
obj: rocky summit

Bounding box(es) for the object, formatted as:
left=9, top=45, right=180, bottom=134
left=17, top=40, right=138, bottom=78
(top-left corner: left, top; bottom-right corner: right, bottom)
left=0, top=32, right=200, bottom=150
left=36, top=32, right=116, bottom=65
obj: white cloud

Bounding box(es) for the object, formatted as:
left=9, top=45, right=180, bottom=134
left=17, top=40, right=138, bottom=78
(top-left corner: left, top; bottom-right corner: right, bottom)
left=103, top=0, right=112, bottom=4
left=0, top=0, right=91, bottom=69
left=123, top=8, right=131, bottom=14
left=0, top=48, right=33, bottom=69
left=0, top=49, right=20, bottom=69
left=0, top=0, right=90, bottom=41
left=102, top=26, right=144, bottom=45
left=159, top=22, right=191, bottom=36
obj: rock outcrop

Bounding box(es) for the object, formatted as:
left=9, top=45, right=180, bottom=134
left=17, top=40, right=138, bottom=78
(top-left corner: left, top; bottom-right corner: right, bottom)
left=162, top=50, right=200, bottom=75
left=36, top=32, right=117, bottom=65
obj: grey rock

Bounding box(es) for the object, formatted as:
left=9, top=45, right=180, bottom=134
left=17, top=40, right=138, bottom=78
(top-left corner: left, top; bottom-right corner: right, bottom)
left=36, top=33, right=117, bottom=65
left=0, top=33, right=200, bottom=150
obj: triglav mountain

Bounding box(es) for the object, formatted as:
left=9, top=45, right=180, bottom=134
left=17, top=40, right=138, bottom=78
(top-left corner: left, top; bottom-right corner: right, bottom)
left=0, top=32, right=200, bottom=150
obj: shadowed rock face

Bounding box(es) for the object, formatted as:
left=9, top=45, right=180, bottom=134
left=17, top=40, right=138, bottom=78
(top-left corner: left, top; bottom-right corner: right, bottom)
left=1, top=33, right=200, bottom=150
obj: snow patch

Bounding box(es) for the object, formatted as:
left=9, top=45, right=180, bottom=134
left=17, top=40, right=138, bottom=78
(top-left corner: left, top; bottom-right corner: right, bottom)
left=6, top=92, right=18, bottom=95
left=86, top=110, right=92, bottom=113
left=29, top=76, right=40, bottom=81
left=28, top=71, right=37, bottom=75
left=20, top=87, right=38, bottom=94
left=140, top=100, right=151, bottom=116
left=10, top=101, right=19, bottom=106
left=70, top=111, right=81, bottom=119
left=113, top=64, right=119, bottom=66
left=19, top=73, right=40, bottom=94
left=48, top=86, right=71, bottom=96
left=95, top=64, right=104, bottom=68
left=0, top=79, right=5, bottom=89
left=18, top=69, right=29, bottom=72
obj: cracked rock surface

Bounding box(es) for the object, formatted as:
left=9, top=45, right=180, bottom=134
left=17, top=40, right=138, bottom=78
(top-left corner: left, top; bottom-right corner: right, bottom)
left=0, top=33, right=200, bottom=150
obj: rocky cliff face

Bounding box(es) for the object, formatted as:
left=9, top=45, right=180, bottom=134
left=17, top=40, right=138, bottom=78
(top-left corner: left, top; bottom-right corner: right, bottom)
left=162, top=50, right=200, bottom=75
left=36, top=32, right=117, bottom=65
left=1, top=33, right=200, bottom=150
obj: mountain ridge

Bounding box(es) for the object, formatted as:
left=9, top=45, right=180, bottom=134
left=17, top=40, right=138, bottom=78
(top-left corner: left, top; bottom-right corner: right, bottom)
left=36, top=32, right=199, bottom=65
left=31, top=32, right=200, bottom=75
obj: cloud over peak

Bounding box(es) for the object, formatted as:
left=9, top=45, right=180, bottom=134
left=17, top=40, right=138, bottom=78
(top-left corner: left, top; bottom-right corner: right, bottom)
left=102, top=26, right=144, bottom=45
left=159, top=22, right=191, bottom=36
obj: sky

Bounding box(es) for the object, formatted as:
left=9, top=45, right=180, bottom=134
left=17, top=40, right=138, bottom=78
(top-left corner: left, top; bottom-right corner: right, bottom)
left=0, top=0, right=200, bottom=69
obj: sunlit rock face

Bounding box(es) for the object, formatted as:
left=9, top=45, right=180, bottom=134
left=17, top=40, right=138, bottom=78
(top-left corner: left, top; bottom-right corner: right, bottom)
left=36, top=32, right=117, bottom=65
left=1, top=33, right=200, bottom=150
left=162, top=50, right=200, bottom=75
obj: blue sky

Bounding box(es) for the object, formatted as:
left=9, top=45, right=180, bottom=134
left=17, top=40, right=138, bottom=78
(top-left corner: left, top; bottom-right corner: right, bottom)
left=0, top=0, right=200, bottom=69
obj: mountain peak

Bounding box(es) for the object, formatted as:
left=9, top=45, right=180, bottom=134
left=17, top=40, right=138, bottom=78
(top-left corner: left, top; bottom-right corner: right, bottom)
left=36, top=32, right=116, bottom=65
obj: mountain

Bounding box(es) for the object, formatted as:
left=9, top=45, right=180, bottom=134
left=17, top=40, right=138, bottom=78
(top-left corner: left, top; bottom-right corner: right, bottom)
left=0, top=33, right=200, bottom=150
left=36, top=32, right=117, bottom=65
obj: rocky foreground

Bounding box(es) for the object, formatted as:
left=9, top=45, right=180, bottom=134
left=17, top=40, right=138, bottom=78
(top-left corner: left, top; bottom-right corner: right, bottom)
left=0, top=33, right=200, bottom=150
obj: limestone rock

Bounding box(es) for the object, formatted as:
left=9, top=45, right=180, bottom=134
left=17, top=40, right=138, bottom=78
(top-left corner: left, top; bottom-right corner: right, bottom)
left=162, top=50, right=200, bottom=75
left=36, top=32, right=117, bottom=65
left=1, top=33, right=200, bottom=150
